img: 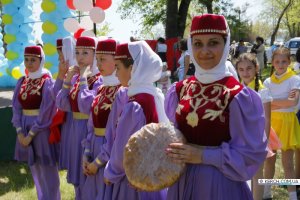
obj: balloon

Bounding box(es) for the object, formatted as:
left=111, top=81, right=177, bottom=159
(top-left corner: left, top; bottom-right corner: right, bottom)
left=11, top=66, right=23, bottom=79
left=0, top=72, right=3, bottom=77
left=42, top=21, right=58, bottom=34
left=73, top=0, right=93, bottom=12
left=81, top=30, right=95, bottom=37
left=44, top=61, right=53, bottom=69
left=89, top=7, right=105, bottom=23
left=13, top=0, right=26, bottom=7
left=67, top=0, right=76, bottom=10
left=43, top=43, right=57, bottom=56
left=1, top=0, right=13, bottom=5
left=95, top=0, right=112, bottom=10
left=80, top=16, right=93, bottom=30
left=41, top=0, right=57, bottom=13
left=74, top=28, right=85, bottom=39
left=6, top=51, right=19, bottom=60
left=12, top=13, right=24, bottom=25
left=2, top=14, right=13, bottom=25
left=3, top=34, right=16, bottom=44
left=3, top=4, right=18, bottom=14
left=64, top=18, right=80, bottom=32
left=4, top=24, right=18, bottom=34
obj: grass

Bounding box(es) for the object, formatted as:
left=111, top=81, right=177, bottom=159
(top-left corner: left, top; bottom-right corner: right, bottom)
left=0, top=161, right=74, bottom=200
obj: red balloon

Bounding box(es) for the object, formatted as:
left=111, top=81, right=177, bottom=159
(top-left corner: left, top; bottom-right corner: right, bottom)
left=95, top=0, right=112, bottom=10
left=66, top=0, right=76, bottom=10
left=74, top=28, right=85, bottom=39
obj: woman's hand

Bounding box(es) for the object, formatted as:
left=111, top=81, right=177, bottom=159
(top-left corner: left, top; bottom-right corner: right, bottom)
left=17, top=134, right=25, bottom=146
left=82, top=156, right=90, bottom=176
left=22, top=135, right=33, bottom=147
left=165, top=143, right=204, bottom=164
left=104, top=177, right=112, bottom=186
left=57, top=60, right=69, bottom=80
left=79, top=65, right=91, bottom=78
left=65, top=66, right=79, bottom=82
left=86, top=162, right=99, bottom=175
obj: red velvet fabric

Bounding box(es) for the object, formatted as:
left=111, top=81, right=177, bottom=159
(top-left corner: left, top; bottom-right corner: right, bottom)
left=18, top=74, right=50, bottom=109
left=49, top=109, right=65, bottom=144
left=129, top=93, right=159, bottom=124
left=175, top=76, right=243, bottom=146
left=96, top=39, right=116, bottom=54
left=76, top=36, right=96, bottom=48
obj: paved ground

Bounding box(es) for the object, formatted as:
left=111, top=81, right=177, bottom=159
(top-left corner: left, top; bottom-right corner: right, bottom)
left=0, top=88, right=14, bottom=108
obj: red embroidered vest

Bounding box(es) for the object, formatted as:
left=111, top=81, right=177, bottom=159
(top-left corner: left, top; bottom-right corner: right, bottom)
left=18, top=74, right=50, bottom=109
left=92, top=85, right=121, bottom=128
left=175, top=76, right=243, bottom=146
left=129, top=93, right=158, bottom=124
left=69, top=73, right=100, bottom=112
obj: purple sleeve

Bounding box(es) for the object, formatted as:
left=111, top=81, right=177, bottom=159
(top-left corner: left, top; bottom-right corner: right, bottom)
left=81, top=116, right=94, bottom=158
left=51, top=78, right=63, bottom=100
left=164, top=83, right=178, bottom=126
left=29, top=79, right=56, bottom=136
left=104, top=101, right=146, bottom=183
left=56, top=76, right=78, bottom=112
left=95, top=87, right=129, bottom=164
left=202, top=87, right=268, bottom=181
left=11, top=77, right=25, bottom=134
left=78, top=77, right=102, bottom=115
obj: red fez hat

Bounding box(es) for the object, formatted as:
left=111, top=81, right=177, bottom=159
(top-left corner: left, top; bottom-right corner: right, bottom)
left=56, top=39, right=63, bottom=50
left=76, top=36, right=96, bottom=49
left=115, top=43, right=132, bottom=60
left=96, top=39, right=116, bottom=55
left=24, top=46, right=42, bottom=57
left=190, top=14, right=227, bottom=37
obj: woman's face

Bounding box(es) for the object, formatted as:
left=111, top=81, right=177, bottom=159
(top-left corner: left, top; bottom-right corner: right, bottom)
left=115, top=60, right=132, bottom=87
left=57, top=49, right=64, bottom=63
left=272, top=54, right=290, bottom=76
left=24, top=56, right=41, bottom=73
left=191, top=34, right=225, bottom=70
left=75, top=48, right=94, bottom=67
left=237, top=60, right=257, bottom=85
left=96, top=54, right=115, bottom=76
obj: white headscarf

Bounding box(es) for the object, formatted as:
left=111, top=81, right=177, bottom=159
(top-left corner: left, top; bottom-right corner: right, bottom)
left=28, top=46, right=52, bottom=79
left=127, top=41, right=169, bottom=123
left=187, top=19, right=233, bottom=84
left=102, top=70, right=120, bottom=86
left=62, top=36, right=77, bottom=67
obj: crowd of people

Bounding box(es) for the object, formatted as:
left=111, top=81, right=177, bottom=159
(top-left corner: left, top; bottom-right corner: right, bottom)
left=10, top=13, right=300, bottom=200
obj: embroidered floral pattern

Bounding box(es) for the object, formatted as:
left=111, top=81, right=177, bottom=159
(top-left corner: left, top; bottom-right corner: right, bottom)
left=177, top=79, right=240, bottom=127
left=19, top=76, right=48, bottom=101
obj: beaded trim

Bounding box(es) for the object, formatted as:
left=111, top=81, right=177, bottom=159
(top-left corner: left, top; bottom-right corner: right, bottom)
left=96, top=50, right=115, bottom=54
left=24, top=54, right=41, bottom=57
left=191, top=29, right=227, bottom=35
left=115, top=55, right=128, bottom=59
left=75, top=46, right=95, bottom=49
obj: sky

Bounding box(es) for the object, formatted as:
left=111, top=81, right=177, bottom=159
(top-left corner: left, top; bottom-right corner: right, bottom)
left=33, top=0, right=263, bottom=43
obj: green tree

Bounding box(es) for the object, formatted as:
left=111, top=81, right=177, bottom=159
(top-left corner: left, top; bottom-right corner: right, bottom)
left=96, top=22, right=113, bottom=36
left=118, top=0, right=236, bottom=39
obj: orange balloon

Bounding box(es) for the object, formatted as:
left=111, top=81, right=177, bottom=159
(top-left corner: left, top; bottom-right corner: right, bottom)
left=66, top=0, right=76, bottom=10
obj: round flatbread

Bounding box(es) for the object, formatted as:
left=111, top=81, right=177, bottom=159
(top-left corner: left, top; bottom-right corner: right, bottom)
left=124, top=123, right=186, bottom=191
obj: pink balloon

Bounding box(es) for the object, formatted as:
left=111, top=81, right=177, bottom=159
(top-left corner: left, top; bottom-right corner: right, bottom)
left=64, top=18, right=80, bottom=32
left=89, top=7, right=105, bottom=24
left=73, top=0, right=93, bottom=12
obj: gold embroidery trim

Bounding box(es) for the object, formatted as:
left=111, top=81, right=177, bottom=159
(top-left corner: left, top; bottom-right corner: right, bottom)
left=95, top=158, right=102, bottom=165
left=94, top=128, right=106, bottom=136
left=23, top=109, right=40, bottom=116
left=29, top=130, right=36, bottom=137
left=63, top=84, right=71, bottom=89
left=72, top=112, right=89, bottom=120
left=16, top=127, right=22, bottom=132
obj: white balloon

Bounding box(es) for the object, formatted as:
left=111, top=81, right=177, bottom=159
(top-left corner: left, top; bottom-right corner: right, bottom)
left=64, top=18, right=80, bottom=32
left=73, top=0, right=93, bottom=12
left=89, top=7, right=105, bottom=24
left=80, top=16, right=94, bottom=30
left=81, top=30, right=95, bottom=37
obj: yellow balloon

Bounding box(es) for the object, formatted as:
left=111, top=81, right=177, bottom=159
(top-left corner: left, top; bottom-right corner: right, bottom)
left=44, top=61, right=53, bottom=69
left=12, top=67, right=23, bottom=79
left=52, top=72, right=58, bottom=80
left=6, top=51, right=19, bottom=60
left=4, top=34, right=16, bottom=44
left=2, top=14, right=13, bottom=25
left=1, top=0, right=13, bottom=5
left=0, top=72, right=3, bottom=77
left=41, top=1, right=56, bottom=13
left=42, top=21, right=58, bottom=34
left=43, top=43, right=57, bottom=56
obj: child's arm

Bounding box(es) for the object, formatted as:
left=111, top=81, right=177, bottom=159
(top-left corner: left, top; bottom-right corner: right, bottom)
left=271, top=89, right=300, bottom=109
